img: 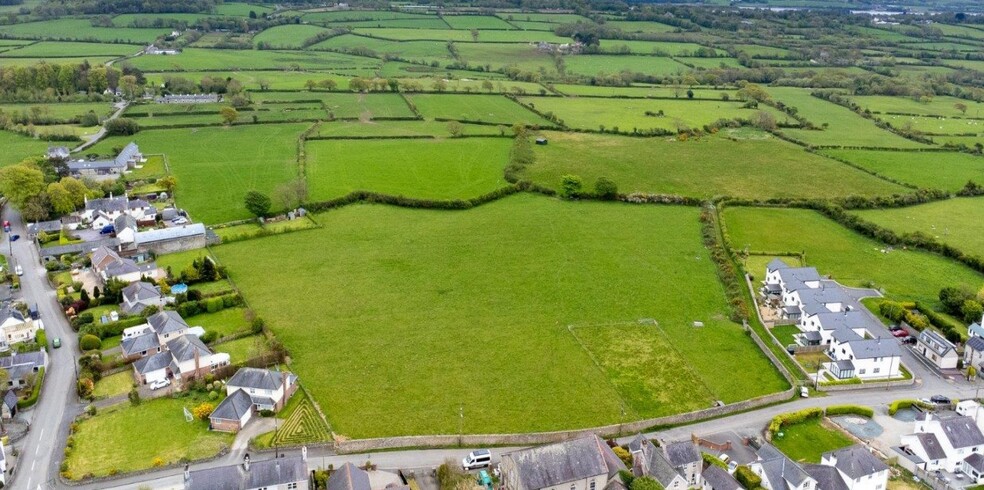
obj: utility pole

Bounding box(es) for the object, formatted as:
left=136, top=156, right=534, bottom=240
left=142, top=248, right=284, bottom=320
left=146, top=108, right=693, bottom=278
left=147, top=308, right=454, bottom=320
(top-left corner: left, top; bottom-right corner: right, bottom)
left=458, top=404, right=464, bottom=447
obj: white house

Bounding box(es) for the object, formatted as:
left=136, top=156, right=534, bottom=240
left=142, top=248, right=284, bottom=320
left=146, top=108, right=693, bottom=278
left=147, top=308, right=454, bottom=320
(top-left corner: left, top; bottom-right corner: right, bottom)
left=122, top=310, right=191, bottom=360
left=899, top=413, right=984, bottom=473
left=702, top=465, right=741, bottom=490
left=89, top=246, right=162, bottom=284
left=68, top=142, right=142, bottom=178
left=184, top=452, right=309, bottom=490
left=966, top=337, right=984, bottom=372
left=816, top=446, right=889, bottom=490
left=749, top=444, right=817, bottom=490
left=799, top=310, right=872, bottom=346
left=500, top=435, right=626, bottom=490
left=664, top=440, right=703, bottom=488
left=209, top=368, right=298, bottom=432
left=132, top=334, right=229, bottom=385
left=825, top=333, right=902, bottom=380
left=916, top=330, right=959, bottom=370
left=114, top=214, right=138, bottom=245
left=0, top=307, right=41, bottom=351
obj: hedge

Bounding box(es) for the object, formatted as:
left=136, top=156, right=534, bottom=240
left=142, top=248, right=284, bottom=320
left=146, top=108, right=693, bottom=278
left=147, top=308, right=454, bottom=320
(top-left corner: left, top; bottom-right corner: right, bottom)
left=889, top=399, right=933, bottom=416
left=767, top=407, right=823, bottom=435
left=17, top=367, right=44, bottom=409
left=735, top=466, right=762, bottom=490
left=825, top=405, right=874, bottom=417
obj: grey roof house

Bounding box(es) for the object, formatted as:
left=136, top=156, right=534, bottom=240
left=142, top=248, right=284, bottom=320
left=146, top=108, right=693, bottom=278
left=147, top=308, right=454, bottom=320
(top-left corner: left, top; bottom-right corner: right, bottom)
left=630, top=436, right=689, bottom=490
left=702, top=465, right=742, bottom=490
left=500, top=434, right=627, bottom=490
left=120, top=281, right=165, bottom=315
left=328, top=462, right=372, bottom=490
left=749, top=444, right=816, bottom=490
left=916, top=329, right=959, bottom=369
left=184, top=452, right=309, bottom=490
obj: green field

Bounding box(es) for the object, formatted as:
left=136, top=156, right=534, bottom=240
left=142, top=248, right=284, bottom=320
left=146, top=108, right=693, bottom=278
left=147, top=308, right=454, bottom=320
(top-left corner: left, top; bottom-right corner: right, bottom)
left=442, top=15, right=514, bottom=30
left=604, top=20, right=677, bottom=34
left=723, top=207, right=984, bottom=307
left=213, top=194, right=786, bottom=437
left=87, top=123, right=309, bottom=224
left=310, top=34, right=454, bottom=65
left=0, top=41, right=141, bottom=58
left=820, top=149, right=984, bottom=191
left=0, top=129, right=47, bottom=167
left=875, top=115, right=984, bottom=135
left=313, top=120, right=502, bottom=137
left=0, top=19, right=170, bottom=43
left=522, top=132, right=906, bottom=199
left=252, top=24, right=329, bottom=49
left=354, top=27, right=570, bottom=43
left=554, top=84, right=737, bottom=99
left=853, top=197, right=984, bottom=259
left=0, top=102, right=113, bottom=122
left=185, top=307, right=250, bottom=339
left=305, top=137, right=510, bottom=200
left=145, top=70, right=345, bottom=91
left=563, top=55, right=690, bottom=77
left=407, top=94, right=551, bottom=125
left=127, top=48, right=379, bottom=72
left=318, top=93, right=415, bottom=119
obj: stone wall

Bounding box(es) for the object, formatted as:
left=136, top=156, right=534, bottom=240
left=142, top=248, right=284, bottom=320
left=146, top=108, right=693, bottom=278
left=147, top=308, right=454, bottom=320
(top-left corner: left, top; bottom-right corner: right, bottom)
left=137, top=233, right=206, bottom=255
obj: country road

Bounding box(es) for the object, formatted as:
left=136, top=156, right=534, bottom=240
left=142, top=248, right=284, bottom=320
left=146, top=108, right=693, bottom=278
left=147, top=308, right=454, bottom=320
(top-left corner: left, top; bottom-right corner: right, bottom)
left=72, top=100, right=129, bottom=153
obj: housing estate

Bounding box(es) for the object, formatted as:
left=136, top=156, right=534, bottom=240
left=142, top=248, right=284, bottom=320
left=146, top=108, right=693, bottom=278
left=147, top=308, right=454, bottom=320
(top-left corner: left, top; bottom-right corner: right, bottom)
left=499, top=434, right=627, bottom=490
left=90, top=246, right=161, bottom=284
left=209, top=367, right=298, bottom=433
left=183, top=451, right=309, bottom=490
left=66, top=142, right=143, bottom=177
left=120, top=281, right=167, bottom=315
left=915, top=330, right=959, bottom=370
left=803, top=446, right=889, bottom=490
left=896, top=408, right=984, bottom=480
left=0, top=306, right=41, bottom=351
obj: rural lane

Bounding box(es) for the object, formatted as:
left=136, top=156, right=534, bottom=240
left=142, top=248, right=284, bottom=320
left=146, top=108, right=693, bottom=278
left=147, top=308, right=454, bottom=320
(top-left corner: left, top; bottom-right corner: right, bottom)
left=72, top=100, right=128, bottom=153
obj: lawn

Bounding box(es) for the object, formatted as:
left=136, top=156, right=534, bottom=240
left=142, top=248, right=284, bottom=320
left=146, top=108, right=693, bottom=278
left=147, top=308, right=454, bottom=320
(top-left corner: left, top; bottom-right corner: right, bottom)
left=305, top=137, right=510, bottom=201
left=127, top=154, right=167, bottom=180
left=406, top=94, right=552, bottom=125
left=86, top=123, right=310, bottom=224
left=853, top=197, right=984, bottom=259
left=771, top=324, right=801, bottom=347
left=722, top=207, right=984, bottom=308
left=212, top=194, right=786, bottom=437
left=65, top=393, right=233, bottom=478
left=0, top=129, right=47, bottom=167
left=819, top=149, right=984, bottom=191
left=92, top=371, right=134, bottom=399
left=772, top=418, right=853, bottom=463
left=213, top=334, right=270, bottom=363
left=185, top=307, right=250, bottom=339
left=521, top=132, right=907, bottom=200
left=268, top=393, right=332, bottom=446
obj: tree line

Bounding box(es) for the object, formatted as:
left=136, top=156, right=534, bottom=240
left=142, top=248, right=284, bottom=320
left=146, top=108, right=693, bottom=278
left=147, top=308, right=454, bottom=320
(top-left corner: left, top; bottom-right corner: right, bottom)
left=0, top=61, right=145, bottom=102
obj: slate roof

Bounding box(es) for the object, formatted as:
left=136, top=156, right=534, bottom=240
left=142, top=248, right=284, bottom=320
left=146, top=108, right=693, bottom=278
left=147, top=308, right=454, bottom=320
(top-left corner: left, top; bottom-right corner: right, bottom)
left=128, top=198, right=151, bottom=210
left=133, top=351, right=173, bottom=374
left=0, top=307, right=25, bottom=325
left=47, top=146, right=70, bottom=159
left=185, top=465, right=243, bottom=490
left=756, top=444, right=812, bottom=490
left=634, top=437, right=683, bottom=487
left=120, top=332, right=159, bottom=357
left=918, top=330, right=956, bottom=357
left=85, top=195, right=128, bottom=213
left=27, top=220, right=62, bottom=235
left=210, top=389, right=253, bottom=421
left=831, top=329, right=863, bottom=343
left=777, top=266, right=822, bottom=291
left=0, top=351, right=45, bottom=370
left=328, top=462, right=372, bottom=490
left=938, top=416, right=984, bottom=449
left=664, top=441, right=701, bottom=467
left=702, top=465, right=742, bottom=490
left=799, top=287, right=851, bottom=307
left=803, top=465, right=849, bottom=490
left=227, top=367, right=285, bottom=392
left=822, top=446, right=888, bottom=480
left=767, top=258, right=790, bottom=272
left=967, top=336, right=984, bottom=353
left=165, top=334, right=212, bottom=363
left=844, top=339, right=901, bottom=359
left=148, top=310, right=189, bottom=336
left=246, top=456, right=308, bottom=488
left=834, top=360, right=855, bottom=372
left=965, top=453, right=984, bottom=472
left=114, top=214, right=137, bottom=233
left=3, top=390, right=17, bottom=410
left=103, top=258, right=144, bottom=278
left=914, top=433, right=946, bottom=461
left=505, top=434, right=626, bottom=490
left=812, top=311, right=875, bottom=331
left=134, top=223, right=206, bottom=246
left=123, top=281, right=161, bottom=303
left=970, top=322, right=984, bottom=339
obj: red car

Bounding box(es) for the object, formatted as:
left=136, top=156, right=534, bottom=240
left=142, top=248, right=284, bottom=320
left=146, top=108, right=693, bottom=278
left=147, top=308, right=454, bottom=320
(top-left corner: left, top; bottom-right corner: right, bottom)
left=892, top=329, right=910, bottom=338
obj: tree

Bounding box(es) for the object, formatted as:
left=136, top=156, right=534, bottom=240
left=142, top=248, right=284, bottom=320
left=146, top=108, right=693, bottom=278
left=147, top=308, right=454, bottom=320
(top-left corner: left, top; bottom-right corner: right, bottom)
left=0, top=163, right=45, bottom=209
left=244, top=190, right=271, bottom=218
left=120, top=74, right=140, bottom=99
left=77, top=378, right=94, bottom=398
left=60, top=177, right=88, bottom=207
left=387, top=78, right=400, bottom=92
left=158, top=175, right=177, bottom=194
left=686, top=89, right=694, bottom=99
left=273, top=178, right=308, bottom=211
left=955, top=102, right=968, bottom=115
left=432, top=79, right=447, bottom=92
left=962, top=299, right=984, bottom=324
left=969, top=365, right=978, bottom=381
left=736, top=83, right=771, bottom=103
left=595, top=177, right=618, bottom=200
left=630, top=476, right=663, bottom=490
left=348, top=77, right=369, bottom=92
left=92, top=286, right=100, bottom=300
left=560, top=174, right=583, bottom=198
left=612, top=446, right=632, bottom=467
left=753, top=111, right=777, bottom=131
left=104, top=118, right=139, bottom=136
left=219, top=106, right=238, bottom=125
left=249, top=10, right=257, bottom=19
left=47, top=182, right=75, bottom=215
left=447, top=121, right=463, bottom=137
left=470, top=29, right=479, bottom=42
left=941, top=286, right=974, bottom=315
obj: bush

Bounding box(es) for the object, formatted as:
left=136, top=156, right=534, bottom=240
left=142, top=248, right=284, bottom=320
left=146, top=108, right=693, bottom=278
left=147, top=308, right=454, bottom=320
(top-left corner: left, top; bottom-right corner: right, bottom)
left=201, top=330, right=218, bottom=344
left=208, top=390, right=219, bottom=401
left=79, top=334, right=101, bottom=351
left=105, top=118, right=140, bottom=136
left=703, top=453, right=728, bottom=469
left=560, top=174, right=583, bottom=198
left=594, top=177, right=619, bottom=200
left=613, top=446, right=633, bottom=467
left=768, top=408, right=823, bottom=435
left=35, top=329, right=46, bottom=348
left=825, top=405, right=873, bottom=417
left=735, top=466, right=761, bottom=490
left=192, top=402, right=214, bottom=420
left=129, top=388, right=141, bottom=406
left=889, top=399, right=932, bottom=415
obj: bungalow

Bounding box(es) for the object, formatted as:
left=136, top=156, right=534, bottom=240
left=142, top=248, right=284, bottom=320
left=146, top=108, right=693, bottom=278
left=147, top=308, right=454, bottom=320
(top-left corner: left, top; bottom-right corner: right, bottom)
left=0, top=307, right=41, bottom=350
left=702, top=465, right=741, bottom=490
left=120, top=281, right=166, bottom=315
left=0, top=351, right=47, bottom=388
left=500, top=434, right=627, bottom=490
left=629, top=436, right=689, bottom=490
left=25, top=219, right=62, bottom=239
left=749, top=444, right=817, bottom=490
left=184, top=452, right=309, bottom=490
left=916, top=330, right=959, bottom=370
left=328, top=463, right=372, bottom=490
left=132, top=333, right=229, bottom=385
left=825, top=334, right=902, bottom=380
left=209, top=367, right=298, bottom=432
left=46, top=146, right=70, bottom=160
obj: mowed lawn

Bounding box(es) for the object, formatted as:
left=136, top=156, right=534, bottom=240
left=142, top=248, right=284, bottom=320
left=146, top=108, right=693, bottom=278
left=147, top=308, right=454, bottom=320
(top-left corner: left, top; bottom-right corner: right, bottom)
left=305, top=138, right=510, bottom=201
left=522, top=132, right=907, bottom=199
left=214, top=194, right=786, bottom=437
left=772, top=418, right=853, bottom=463
left=406, top=94, right=552, bottom=125
left=87, top=123, right=309, bottom=224
left=853, top=197, right=984, bottom=258
left=723, top=207, right=984, bottom=308
left=820, top=149, right=984, bottom=191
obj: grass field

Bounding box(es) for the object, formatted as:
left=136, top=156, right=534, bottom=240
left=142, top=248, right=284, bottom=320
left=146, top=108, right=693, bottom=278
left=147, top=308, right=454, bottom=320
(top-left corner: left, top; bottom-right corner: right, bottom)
left=0, top=41, right=141, bottom=57
left=145, top=70, right=345, bottom=91
left=185, top=307, right=250, bottom=339
left=318, top=93, right=415, bottom=119
left=127, top=48, right=379, bottom=72
left=772, top=418, right=853, bottom=463
left=0, top=102, right=113, bottom=122
left=819, top=149, right=984, bottom=191
left=522, top=132, right=906, bottom=199
left=65, top=393, right=233, bottom=478
left=305, top=137, right=510, bottom=201
left=604, top=20, right=677, bottom=33
left=563, top=55, right=690, bottom=77
left=313, top=120, right=503, bottom=137
left=853, top=197, right=984, bottom=259
left=597, top=40, right=706, bottom=56
left=406, top=94, right=551, bottom=125
left=213, top=194, right=786, bottom=437
left=0, top=129, right=47, bottom=167
left=214, top=334, right=270, bottom=363
left=733, top=44, right=794, bottom=58
left=87, top=123, right=309, bottom=224
left=554, top=84, right=737, bottom=99
left=354, top=27, right=570, bottom=43
left=252, top=24, right=329, bottom=49
left=442, top=15, right=514, bottom=30
left=0, top=19, right=170, bottom=43
left=309, top=34, right=453, bottom=65
left=722, top=207, right=984, bottom=308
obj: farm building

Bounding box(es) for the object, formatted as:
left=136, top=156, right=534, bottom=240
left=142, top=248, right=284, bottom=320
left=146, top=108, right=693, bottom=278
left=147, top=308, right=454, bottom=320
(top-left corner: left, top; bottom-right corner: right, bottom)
left=67, top=142, right=143, bottom=178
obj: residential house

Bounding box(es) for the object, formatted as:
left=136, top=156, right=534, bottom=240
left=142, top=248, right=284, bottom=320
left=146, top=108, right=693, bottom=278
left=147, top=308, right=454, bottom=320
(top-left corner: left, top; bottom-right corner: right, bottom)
left=0, top=307, right=41, bottom=350
left=89, top=246, right=161, bottom=284
left=46, top=146, right=70, bottom=160
left=144, top=44, right=180, bottom=55
left=915, top=330, right=959, bottom=370
left=127, top=198, right=157, bottom=223
left=825, top=334, right=902, bottom=380
left=67, top=142, right=142, bottom=177
left=132, top=333, right=229, bottom=385
left=500, top=434, right=627, bottom=490
left=0, top=351, right=47, bottom=388
left=210, top=367, right=299, bottom=432
left=702, top=465, right=741, bottom=490
left=966, top=337, right=984, bottom=372
left=629, top=436, right=688, bottom=490
left=25, top=219, right=62, bottom=239
left=799, top=310, right=873, bottom=346
left=664, top=441, right=703, bottom=488
left=898, top=413, right=984, bottom=473
left=120, top=281, right=166, bottom=315
left=327, top=463, right=372, bottom=490
left=749, top=444, right=817, bottom=490
left=808, top=446, right=889, bottom=490
left=1, top=390, right=16, bottom=420
left=969, top=316, right=984, bottom=339
left=184, top=452, right=309, bottom=490
left=115, top=214, right=138, bottom=245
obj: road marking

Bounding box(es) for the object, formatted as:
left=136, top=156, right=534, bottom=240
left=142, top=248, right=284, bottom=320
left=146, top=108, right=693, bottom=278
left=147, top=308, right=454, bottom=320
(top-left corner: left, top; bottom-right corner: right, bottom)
left=31, top=460, right=35, bottom=471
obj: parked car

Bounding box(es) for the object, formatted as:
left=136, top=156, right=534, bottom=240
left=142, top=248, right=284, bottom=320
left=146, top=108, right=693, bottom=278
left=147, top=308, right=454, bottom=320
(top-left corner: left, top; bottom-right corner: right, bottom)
left=462, top=449, right=492, bottom=470
left=52, top=337, right=61, bottom=348
left=149, top=379, right=171, bottom=390
left=719, top=453, right=731, bottom=464
left=99, top=225, right=115, bottom=235
left=889, top=325, right=903, bottom=331
left=9, top=234, right=19, bottom=242
left=800, top=386, right=809, bottom=398
left=171, top=217, right=188, bottom=225
left=930, top=395, right=952, bottom=405
left=891, top=329, right=910, bottom=338
left=902, top=337, right=918, bottom=344
left=14, top=265, right=23, bottom=276
left=727, top=461, right=739, bottom=474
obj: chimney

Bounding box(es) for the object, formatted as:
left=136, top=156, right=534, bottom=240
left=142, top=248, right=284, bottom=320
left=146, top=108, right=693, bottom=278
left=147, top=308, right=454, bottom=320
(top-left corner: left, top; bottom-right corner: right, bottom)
left=244, top=454, right=251, bottom=472
left=184, top=464, right=190, bottom=481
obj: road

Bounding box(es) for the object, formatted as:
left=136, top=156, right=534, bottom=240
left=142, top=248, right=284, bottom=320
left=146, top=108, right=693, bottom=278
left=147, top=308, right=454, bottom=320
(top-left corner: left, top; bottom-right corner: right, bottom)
left=72, top=101, right=129, bottom=153
left=2, top=206, right=82, bottom=490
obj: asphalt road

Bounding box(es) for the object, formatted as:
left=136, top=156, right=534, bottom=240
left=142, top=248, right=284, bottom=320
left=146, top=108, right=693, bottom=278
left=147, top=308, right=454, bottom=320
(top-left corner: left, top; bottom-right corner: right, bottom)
left=3, top=206, right=82, bottom=490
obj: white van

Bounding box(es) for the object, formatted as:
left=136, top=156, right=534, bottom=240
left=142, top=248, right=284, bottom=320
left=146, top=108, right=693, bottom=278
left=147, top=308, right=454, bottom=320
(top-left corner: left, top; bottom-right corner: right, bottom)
left=462, top=449, right=492, bottom=470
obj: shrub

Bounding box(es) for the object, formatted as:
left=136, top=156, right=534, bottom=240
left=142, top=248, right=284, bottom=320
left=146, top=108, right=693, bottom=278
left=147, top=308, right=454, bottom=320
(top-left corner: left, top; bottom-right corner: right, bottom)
left=105, top=118, right=140, bottom=136
left=209, top=390, right=219, bottom=401
left=889, top=399, right=932, bottom=415
left=735, top=466, right=761, bottom=490
left=201, top=330, right=218, bottom=344
left=595, top=177, right=619, bottom=200
left=77, top=377, right=94, bottom=399
left=613, top=446, right=633, bottom=467
left=259, top=409, right=275, bottom=417
left=630, top=476, right=662, bottom=490
left=825, top=405, right=873, bottom=417
left=767, top=408, right=823, bottom=435
left=129, top=388, right=141, bottom=406
left=151, top=457, right=165, bottom=467
left=703, top=452, right=728, bottom=469
left=192, top=402, right=215, bottom=420
left=79, top=334, right=101, bottom=351
left=560, top=174, right=583, bottom=198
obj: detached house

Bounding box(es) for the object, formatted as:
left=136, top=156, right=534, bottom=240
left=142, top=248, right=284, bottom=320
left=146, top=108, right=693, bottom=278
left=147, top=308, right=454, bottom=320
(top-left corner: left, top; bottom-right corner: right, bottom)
left=965, top=337, right=984, bottom=373
left=898, top=413, right=984, bottom=474
left=825, top=334, right=902, bottom=381
left=500, top=434, right=627, bottom=490
left=184, top=452, right=309, bottom=490
left=209, top=367, right=298, bottom=433
left=0, top=351, right=46, bottom=388
left=916, top=330, right=959, bottom=370
left=327, top=463, right=372, bottom=490
left=120, top=281, right=166, bottom=315
left=90, top=246, right=161, bottom=284
left=749, top=444, right=816, bottom=490
left=0, top=307, right=41, bottom=350
left=132, top=333, right=229, bottom=385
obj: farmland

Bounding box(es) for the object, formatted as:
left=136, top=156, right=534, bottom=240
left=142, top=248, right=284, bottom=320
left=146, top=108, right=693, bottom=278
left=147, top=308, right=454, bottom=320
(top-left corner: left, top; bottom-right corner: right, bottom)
left=853, top=197, right=984, bottom=259
left=406, top=94, right=552, bottom=125
left=819, top=149, right=984, bottom=191
left=0, top=129, right=47, bottom=167
left=214, top=194, right=786, bottom=437
left=0, top=19, right=171, bottom=43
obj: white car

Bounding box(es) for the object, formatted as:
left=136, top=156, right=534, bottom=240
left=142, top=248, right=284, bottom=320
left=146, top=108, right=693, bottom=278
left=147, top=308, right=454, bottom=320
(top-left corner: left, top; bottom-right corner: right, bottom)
left=14, top=265, right=23, bottom=276
left=800, top=386, right=809, bottom=398
left=149, top=379, right=171, bottom=390
left=727, top=461, right=739, bottom=474
left=171, top=217, right=188, bottom=225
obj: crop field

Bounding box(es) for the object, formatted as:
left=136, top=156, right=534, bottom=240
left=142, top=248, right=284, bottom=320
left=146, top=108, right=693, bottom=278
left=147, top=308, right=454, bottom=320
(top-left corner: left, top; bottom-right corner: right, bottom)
left=87, top=123, right=309, bottom=224
left=213, top=194, right=786, bottom=437
left=406, top=94, right=551, bottom=125
left=0, top=41, right=141, bottom=57
left=313, top=120, right=502, bottom=138
left=305, top=137, right=510, bottom=200
left=522, top=132, right=906, bottom=199
left=853, top=197, right=984, bottom=259
left=126, top=48, right=379, bottom=72
left=847, top=95, right=984, bottom=119
left=767, top=87, right=929, bottom=148
left=819, top=149, right=984, bottom=191
left=442, top=15, right=515, bottom=30
left=0, top=130, right=47, bottom=167
left=722, top=207, right=984, bottom=308
left=519, top=96, right=788, bottom=132
left=0, top=19, right=171, bottom=43
left=318, top=93, right=414, bottom=119
left=252, top=24, right=329, bottom=49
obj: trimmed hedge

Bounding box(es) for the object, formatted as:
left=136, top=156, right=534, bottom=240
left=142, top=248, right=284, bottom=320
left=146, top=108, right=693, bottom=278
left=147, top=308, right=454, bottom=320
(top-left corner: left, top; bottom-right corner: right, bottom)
left=889, top=399, right=933, bottom=416
left=17, top=367, right=44, bottom=409
left=735, top=466, right=762, bottom=490
left=825, top=405, right=874, bottom=417
left=768, top=407, right=823, bottom=435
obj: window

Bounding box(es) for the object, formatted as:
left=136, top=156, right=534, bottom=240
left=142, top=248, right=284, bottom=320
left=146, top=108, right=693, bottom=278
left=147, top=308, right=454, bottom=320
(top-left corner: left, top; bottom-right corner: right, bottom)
left=570, top=484, right=576, bottom=490
left=590, top=481, right=596, bottom=490
left=859, top=369, right=866, bottom=375
left=288, top=484, right=298, bottom=490
left=874, top=368, right=880, bottom=374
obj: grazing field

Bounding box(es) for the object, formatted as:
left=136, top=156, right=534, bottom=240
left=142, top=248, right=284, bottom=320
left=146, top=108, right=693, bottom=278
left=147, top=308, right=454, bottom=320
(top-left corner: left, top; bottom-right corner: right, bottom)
left=145, top=70, right=344, bottom=91
left=406, top=94, right=552, bottom=125
left=305, top=137, right=510, bottom=200
left=521, top=132, right=905, bottom=199
left=519, top=96, right=788, bottom=132
left=678, top=57, right=743, bottom=69
left=597, top=40, right=705, bottom=56
left=318, top=93, right=415, bottom=119
left=604, top=20, right=677, bottom=33
left=853, top=197, right=984, bottom=259
left=820, top=149, right=984, bottom=191
left=309, top=35, right=454, bottom=65
left=213, top=194, right=786, bottom=437
left=127, top=48, right=379, bottom=72
left=87, top=123, right=309, bottom=224
left=442, top=15, right=515, bottom=30
left=215, top=2, right=273, bottom=16
left=128, top=107, right=325, bottom=127
left=252, top=24, right=329, bottom=49
left=722, top=207, right=984, bottom=308
left=874, top=114, right=984, bottom=135
left=354, top=27, right=570, bottom=43
left=554, top=84, right=737, bottom=99
left=111, top=13, right=213, bottom=26
left=331, top=18, right=452, bottom=29
left=733, top=44, right=794, bottom=58
left=0, top=19, right=170, bottom=43
left=313, top=120, right=502, bottom=137
left=0, top=41, right=141, bottom=57
left=0, top=129, right=48, bottom=167
left=563, top=55, right=690, bottom=77
left=453, top=43, right=553, bottom=72
left=0, top=102, right=113, bottom=122
left=302, top=10, right=432, bottom=22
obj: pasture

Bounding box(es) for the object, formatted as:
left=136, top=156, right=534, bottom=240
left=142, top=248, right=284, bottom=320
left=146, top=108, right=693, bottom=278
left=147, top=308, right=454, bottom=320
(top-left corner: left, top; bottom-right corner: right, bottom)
left=87, top=123, right=309, bottom=224
left=0, top=19, right=170, bottom=43
left=0, top=41, right=141, bottom=58
left=819, top=149, right=984, bottom=191
left=853, top=197, right=984, bottom=259
left=305, top=137, right=510, bottom=200
left=144, top=70, right=344, bottom=91
left=406, top=94, right=552, bottom=125
left=213, top=194, right=786, bottom=437
left=318, top=93, right=415, bottom=119
left=309, top=35, right=453, bottom=65
left=722, top=206, right=984, bottom=308
left=126, top=48, right=379, bottom=72
left=0, top=130, right=47, bottom=167
left=847, top=95, right=984, bottom=119
left=442, top=15, right=515, bottom=30
left=521, top=132, right=907, bottom=199
left=563, top=55, right=690, bottom=77
left=313, top=120, right=502, bottom=137
left=252, top=24, right=329, bottom=49
left=553, top=84, right=737, bottom=99
left=354, top=27, right=570, bottom=43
